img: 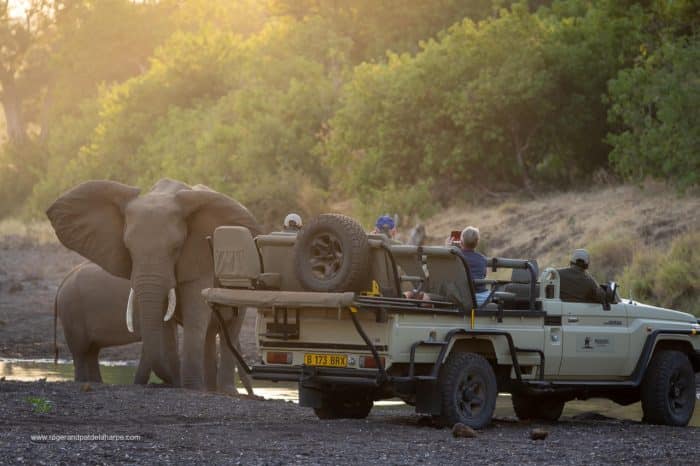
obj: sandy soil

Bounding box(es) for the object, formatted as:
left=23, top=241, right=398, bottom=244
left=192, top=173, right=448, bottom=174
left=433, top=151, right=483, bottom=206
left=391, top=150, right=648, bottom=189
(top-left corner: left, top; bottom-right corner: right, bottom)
left=2, top=380, right=699, bottom=465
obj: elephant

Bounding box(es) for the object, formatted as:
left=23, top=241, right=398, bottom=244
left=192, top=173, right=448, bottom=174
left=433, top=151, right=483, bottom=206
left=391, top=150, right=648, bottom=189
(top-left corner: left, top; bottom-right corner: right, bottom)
left=54, top=261, right=253, bottom=393
left=47, top=178, right=262, bottom=390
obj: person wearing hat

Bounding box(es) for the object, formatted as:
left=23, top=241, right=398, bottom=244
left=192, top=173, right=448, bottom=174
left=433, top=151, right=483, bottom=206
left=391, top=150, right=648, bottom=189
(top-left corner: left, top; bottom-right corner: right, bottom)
left=283, top=213, right=303, bottom=232
left=373, top=215, right=397, bottom=239
left=557, top=249, right=605, bottom=303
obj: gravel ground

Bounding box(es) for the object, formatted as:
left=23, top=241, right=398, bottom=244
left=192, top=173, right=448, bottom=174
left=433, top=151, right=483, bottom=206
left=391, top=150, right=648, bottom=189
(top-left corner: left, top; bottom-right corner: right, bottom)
left=1, top=380, right=698, bottom=465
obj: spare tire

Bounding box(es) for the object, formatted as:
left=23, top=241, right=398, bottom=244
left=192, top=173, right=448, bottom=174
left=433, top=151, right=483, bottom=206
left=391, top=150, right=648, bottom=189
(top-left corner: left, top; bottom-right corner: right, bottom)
left=293, top=214, right=370, bottom=292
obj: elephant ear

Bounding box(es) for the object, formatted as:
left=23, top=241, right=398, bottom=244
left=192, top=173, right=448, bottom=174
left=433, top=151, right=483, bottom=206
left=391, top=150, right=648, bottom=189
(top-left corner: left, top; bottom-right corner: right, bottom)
left=46, top=180, right=140, bottom=279
left=175, top=190, right=262, bottom=284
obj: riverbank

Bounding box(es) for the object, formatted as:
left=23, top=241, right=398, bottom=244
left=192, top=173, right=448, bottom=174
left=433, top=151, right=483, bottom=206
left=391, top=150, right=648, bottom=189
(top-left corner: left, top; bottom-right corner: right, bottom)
left=2, top=380, right=699, bottom=465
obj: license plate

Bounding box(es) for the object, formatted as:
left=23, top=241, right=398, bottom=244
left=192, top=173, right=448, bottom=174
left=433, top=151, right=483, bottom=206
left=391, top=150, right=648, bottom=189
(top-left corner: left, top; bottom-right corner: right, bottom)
left=304, top=353, right=347, bottom=367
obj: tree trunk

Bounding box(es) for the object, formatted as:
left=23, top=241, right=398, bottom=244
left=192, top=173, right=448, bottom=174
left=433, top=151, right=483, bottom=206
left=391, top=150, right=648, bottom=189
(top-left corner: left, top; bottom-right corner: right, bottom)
left=0, top=77, right=27, bottom=144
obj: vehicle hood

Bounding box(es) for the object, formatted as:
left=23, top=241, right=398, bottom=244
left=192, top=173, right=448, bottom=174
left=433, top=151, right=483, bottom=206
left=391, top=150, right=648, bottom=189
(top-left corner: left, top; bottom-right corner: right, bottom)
left=626, top=300, right=697, bottom=324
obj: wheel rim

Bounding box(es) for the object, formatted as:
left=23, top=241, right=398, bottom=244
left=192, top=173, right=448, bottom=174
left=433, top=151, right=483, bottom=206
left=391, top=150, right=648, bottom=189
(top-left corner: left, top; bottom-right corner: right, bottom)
left=456, top=373, right=485, bottom=419
left=308, top=232, right=344, bottom=280
left=668, top=369, right=690, bottom=414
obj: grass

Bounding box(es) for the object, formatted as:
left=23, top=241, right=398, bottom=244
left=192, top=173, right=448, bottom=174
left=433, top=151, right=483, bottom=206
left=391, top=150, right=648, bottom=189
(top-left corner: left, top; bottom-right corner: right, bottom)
left=25, top=396, right=53, bottom=414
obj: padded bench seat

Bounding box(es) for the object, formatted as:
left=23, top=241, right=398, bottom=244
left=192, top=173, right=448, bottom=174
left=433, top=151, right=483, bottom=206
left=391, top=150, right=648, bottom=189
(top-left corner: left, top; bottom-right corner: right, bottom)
left=203, top=288, right=356, bottom=309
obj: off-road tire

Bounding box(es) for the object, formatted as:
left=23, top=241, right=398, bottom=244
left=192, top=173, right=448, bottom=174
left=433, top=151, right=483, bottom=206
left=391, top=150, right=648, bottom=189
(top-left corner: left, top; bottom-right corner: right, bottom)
left=641, top=350, right=695, bottom=426
left=294, top=214, right=370, bottom=292
left=511, top=392, right=565, bottom=422
left=313, top=397, right=373, bottom=420
left=438, top=352, right=497, bottom=429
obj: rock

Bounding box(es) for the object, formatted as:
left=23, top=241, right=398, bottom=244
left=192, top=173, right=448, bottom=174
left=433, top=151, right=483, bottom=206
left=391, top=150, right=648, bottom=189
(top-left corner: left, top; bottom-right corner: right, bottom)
left=452, top=423, right=477, bottom=438
left=9, top=282, right=23, bottom=293
left=80, top=383, right=93, bottom=392
left=530, top=428, right=549, bottom=440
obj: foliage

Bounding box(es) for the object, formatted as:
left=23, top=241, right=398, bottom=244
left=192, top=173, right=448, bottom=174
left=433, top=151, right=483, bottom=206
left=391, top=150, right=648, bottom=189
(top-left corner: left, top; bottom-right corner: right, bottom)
left=267, top=0, right=508, bottom=62
left=620, top=232, right=700, bottom=316
left=0, top=0, right=698, bottom=225
left=25, top=396, right=53, bottom=414
left=587, top=235, right=638, bottom=283
left=27, top=16, right=350, bottom=228
left=607, top=35, right=700, bottom=188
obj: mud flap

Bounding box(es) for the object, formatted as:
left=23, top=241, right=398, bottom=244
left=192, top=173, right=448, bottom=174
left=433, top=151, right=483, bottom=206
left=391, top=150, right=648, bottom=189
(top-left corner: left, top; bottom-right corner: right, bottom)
left=299, top=385, right=323, bottom=409
left=415, top=379, right=441, bottom=415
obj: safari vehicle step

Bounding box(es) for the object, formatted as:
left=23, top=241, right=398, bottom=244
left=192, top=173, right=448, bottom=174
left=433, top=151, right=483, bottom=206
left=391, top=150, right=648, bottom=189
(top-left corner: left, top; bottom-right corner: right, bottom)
left=205, top=216, right=700, bottom=429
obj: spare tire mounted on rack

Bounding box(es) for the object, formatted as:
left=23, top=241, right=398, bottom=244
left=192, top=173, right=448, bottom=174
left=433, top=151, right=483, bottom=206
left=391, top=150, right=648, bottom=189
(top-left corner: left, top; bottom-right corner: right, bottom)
left=293, top=213, right=370, bottom=292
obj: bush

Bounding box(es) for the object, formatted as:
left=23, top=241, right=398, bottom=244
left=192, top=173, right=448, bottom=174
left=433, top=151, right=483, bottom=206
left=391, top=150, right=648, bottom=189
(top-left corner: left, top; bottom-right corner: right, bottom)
left=619, top=232, right=700, bottom=315
left=587, top=235, right=638, bottom=283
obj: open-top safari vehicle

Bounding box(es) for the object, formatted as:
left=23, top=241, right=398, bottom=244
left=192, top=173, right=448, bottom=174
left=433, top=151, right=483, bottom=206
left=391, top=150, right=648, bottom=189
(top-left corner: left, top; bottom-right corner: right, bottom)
left=203, top=214, right=700, bottom=428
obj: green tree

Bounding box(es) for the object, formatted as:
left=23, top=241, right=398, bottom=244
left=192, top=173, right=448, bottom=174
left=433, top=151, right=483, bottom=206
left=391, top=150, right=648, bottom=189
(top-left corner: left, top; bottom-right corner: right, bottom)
left=607, top=35, right=700, bottom=187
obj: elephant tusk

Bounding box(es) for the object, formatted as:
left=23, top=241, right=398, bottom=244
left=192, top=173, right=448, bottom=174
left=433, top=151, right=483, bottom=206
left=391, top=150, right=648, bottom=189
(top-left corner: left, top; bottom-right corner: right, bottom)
left=126, top=288, right=135, bottom=333
left=164, top=288, right=176, bottom=322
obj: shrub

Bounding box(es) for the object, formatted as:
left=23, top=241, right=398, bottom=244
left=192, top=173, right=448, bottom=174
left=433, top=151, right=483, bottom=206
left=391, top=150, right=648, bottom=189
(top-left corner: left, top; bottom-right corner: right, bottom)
left=587, top=235, right=638, bottom=283
left=619, top=232, right=700, bottom=315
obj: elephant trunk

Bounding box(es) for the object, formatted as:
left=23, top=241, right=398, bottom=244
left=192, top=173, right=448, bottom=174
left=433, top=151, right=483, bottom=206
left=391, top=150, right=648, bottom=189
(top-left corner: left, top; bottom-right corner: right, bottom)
left=134, top=281, right=180, bottom=386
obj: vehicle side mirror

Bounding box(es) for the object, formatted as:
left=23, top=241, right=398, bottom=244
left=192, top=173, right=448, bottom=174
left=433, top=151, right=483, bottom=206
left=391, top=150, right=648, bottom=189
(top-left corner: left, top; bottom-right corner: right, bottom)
left=607, top=281, right=618, bottom=303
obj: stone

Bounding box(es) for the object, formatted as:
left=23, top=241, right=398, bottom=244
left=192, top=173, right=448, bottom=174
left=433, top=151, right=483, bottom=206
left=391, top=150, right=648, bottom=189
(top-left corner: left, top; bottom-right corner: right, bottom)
left=530, top=428, right=549, bottom=440
left=452, top=423, right=478, bottom=438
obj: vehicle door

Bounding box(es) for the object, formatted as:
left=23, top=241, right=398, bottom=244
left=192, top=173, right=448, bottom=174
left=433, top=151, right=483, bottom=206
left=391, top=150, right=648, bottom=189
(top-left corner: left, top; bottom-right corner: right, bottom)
left=558, top=300, right=630, bottom=377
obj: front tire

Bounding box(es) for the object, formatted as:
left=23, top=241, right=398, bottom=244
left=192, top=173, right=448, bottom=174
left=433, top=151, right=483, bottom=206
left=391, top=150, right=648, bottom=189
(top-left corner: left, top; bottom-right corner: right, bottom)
left=641, top=350, right=695, bottom=426
left=438, top=352, right=497, bottom=429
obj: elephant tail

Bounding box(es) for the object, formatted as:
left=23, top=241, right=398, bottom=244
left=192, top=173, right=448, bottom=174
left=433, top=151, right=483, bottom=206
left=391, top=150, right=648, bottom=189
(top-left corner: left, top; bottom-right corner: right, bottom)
left=53, top=286, right=59, bottom=364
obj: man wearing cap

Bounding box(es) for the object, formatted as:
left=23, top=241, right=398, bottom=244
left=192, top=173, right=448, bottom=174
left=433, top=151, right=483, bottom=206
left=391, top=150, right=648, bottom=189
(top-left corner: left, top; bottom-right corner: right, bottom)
left=557, top=249, right=605, bottom=303
left=373, top=215, right=397, bottom=239
left=283, top=213, right=303, bottom=232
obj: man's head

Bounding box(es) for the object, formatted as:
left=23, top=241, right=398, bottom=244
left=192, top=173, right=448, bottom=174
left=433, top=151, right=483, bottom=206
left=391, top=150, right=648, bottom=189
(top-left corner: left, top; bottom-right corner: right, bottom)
left=283, top=213, right=302, bottom=231
left=570, top=248, right=590, bottom=269
left=460, top=226, right=480, bottom=250
left=375, top=215, right=396, bottom=238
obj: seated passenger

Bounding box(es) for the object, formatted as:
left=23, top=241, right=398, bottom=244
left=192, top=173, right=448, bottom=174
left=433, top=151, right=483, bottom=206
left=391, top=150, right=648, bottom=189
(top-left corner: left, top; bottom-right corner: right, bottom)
left=372, top=215, right=397, bottom=239
left=283, top=213, right=303, bottom=232
left=557, top=249, right=605, bottom=303
left=458, top=226, right=490, bottom=306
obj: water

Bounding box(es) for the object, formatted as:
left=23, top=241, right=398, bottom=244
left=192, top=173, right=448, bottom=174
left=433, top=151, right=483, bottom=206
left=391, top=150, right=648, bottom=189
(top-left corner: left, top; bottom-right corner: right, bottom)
left=1, top=358, right=698, bottom=425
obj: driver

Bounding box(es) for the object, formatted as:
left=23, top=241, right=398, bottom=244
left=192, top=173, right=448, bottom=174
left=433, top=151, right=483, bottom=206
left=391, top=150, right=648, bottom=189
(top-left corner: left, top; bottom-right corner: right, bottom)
left=557, top=249, right=605, bottom=303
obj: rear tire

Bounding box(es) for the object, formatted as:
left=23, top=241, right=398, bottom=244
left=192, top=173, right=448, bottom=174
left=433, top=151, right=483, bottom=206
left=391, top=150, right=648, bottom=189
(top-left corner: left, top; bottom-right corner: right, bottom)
left=313, top=396, right=373, bottom=420
left=294, top=214, right=370, bottom=292
left=438, top=352, right=497, bottom=429
left=641, top=350, right=695, bottom=426
left=512, top=392, right=564, bottom=422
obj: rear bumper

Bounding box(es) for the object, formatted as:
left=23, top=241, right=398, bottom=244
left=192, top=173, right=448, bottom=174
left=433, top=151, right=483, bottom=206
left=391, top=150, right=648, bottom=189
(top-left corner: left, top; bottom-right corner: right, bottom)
left=252, top=364, right=381, bottom=387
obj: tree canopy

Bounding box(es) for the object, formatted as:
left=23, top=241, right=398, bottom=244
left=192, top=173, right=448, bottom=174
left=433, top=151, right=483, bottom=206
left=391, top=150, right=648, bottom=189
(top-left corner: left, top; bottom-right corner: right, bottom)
left=0, top=0, right=697, bottom=226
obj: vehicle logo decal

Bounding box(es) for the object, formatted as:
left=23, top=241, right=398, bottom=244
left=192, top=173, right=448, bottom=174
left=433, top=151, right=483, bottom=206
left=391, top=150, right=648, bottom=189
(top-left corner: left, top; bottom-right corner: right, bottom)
left=577, top=335, right=614, bottom=352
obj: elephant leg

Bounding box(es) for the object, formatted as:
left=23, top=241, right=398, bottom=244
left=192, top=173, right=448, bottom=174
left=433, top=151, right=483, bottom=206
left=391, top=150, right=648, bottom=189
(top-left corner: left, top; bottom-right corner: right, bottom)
left=85, top=347, right=102, bottom=383
left=73, top=353, right=87, bottom=382
left=204, top=324, right=218, bottom=392
left=133, top=357, right=151, bottom=385
left=180, top=299, right=208, bottom=390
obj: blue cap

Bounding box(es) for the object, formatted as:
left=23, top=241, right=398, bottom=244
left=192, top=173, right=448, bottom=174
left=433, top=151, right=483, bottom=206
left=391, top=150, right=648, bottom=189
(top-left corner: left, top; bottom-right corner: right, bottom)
left=375, top=215, right=395, bottom=231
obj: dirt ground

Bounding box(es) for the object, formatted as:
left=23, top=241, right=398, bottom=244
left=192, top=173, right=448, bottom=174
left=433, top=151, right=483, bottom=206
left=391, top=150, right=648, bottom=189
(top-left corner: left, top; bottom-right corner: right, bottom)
left=1, top=380, right=699, bottom=465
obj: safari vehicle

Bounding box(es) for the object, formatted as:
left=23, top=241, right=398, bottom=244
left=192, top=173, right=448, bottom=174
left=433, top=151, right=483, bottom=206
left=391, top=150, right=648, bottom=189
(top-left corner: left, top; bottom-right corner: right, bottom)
left=203, top=214, right=700, bottom=428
